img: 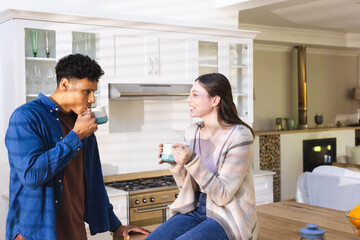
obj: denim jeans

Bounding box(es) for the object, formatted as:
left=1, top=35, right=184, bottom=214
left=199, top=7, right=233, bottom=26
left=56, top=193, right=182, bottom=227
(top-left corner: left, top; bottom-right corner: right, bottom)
left=145, top=193, right=229, bottom=240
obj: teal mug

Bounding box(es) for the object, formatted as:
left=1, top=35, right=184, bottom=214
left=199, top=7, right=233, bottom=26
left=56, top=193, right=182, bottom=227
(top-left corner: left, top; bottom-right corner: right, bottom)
left=161, top=143, right=175, bottom=162
left=286, top=119, right=295, bottom=130
left=91, top=106, right=108, bottom=124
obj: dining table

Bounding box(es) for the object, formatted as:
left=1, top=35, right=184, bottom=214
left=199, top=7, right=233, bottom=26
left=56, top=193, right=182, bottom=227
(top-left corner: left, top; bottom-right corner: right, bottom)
left=115, top=200, right=355, bottom=240
left=256, top=200, right=354, bottom=240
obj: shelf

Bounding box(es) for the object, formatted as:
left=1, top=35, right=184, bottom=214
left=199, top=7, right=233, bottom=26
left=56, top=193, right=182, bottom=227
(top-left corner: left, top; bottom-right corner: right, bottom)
left=199, top=64, right=218, bottom=68
left=26, top=57, right=56, bottom=62
left=233, top=93, right=247, bottom=97
left=230, top=64, right=247, bottom=69
left=255, top=126, right=360, bottom=136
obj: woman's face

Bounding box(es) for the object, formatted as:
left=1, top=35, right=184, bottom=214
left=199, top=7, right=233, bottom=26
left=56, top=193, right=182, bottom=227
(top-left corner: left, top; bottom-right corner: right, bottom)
left=186, top=81, right=215, bottom=118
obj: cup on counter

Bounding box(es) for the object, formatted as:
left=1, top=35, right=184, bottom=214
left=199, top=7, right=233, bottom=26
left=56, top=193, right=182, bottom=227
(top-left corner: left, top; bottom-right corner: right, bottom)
left=91, top=106, right=108, bottom=124
left=161, top=143, right=175, bottom=162
left=286, top=119, right=295, bottom=130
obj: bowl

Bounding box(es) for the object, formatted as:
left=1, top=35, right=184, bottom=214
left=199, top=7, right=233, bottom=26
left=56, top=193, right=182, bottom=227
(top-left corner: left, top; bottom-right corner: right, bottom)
left=345, top=211, right=360, bottom=240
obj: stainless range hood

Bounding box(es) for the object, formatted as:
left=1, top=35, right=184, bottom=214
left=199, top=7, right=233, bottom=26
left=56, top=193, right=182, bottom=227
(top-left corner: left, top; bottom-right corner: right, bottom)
left=109, top=83, right=192, bottom=101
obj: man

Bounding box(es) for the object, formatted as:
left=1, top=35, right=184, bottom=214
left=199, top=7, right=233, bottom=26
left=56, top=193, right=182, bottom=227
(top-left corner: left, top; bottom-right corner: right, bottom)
left=5, top=54, right=150, bottom=240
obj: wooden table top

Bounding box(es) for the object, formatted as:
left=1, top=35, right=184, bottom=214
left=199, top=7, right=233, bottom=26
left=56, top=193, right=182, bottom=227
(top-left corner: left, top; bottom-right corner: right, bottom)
left=114, top=201, right=355, bottom=240
left=257, top=200, right=354, bottom=240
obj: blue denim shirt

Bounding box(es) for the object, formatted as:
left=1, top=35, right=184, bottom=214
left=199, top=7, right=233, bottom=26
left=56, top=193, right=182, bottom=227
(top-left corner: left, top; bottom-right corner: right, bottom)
left=5, top=93, right=121, bottom=240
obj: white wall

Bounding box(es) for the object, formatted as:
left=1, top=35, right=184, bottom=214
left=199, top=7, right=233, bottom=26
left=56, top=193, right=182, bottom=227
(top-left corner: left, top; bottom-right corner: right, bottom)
left=253, top=44, right=360, bottom=131
left=280, top=129, right=354, bottom=200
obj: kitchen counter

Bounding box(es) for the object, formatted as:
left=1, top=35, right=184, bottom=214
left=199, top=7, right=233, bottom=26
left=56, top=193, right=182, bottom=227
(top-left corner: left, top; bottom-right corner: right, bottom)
left=115, top=201, right=354, bottom=240
left=255, top=126, right=360, bottom=136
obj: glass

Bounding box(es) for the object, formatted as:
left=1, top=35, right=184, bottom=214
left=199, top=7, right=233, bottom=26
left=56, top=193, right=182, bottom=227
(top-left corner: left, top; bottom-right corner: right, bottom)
left=198, top=41, right=218, bottom=75
left=72, top=32, right=98, bottom=59
left=345, top=211, right=360, bottom=240
left=84, top=33, right=91, bottom=56
left=30, top=30, right=39, bottom=57
left=44, top=67, right=56, bottom=94
left=33, top=65, right=42, bottom=94
left=44, top=31, right=51, bottom=58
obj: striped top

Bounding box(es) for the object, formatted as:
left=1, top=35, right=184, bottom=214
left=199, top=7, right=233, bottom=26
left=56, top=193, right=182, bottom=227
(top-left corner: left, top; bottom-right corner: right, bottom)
left=169, top=123, right=259, bottom=240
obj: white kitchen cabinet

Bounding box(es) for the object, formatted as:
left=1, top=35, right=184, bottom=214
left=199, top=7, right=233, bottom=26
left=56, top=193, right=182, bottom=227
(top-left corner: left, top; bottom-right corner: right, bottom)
left=0, top=9, right=257, bottom=136
left=2, top=19, right=110, bottom=133
left=111, top=28, right=195, bottom=84
left=196, top=36, right=254, bottom=125
left=253, top=170, right=275, bottom=205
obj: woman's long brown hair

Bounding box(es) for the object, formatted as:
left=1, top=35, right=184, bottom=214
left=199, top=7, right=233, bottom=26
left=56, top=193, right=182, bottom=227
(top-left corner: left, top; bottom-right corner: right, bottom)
left=195, top=73, right=255, bottom=138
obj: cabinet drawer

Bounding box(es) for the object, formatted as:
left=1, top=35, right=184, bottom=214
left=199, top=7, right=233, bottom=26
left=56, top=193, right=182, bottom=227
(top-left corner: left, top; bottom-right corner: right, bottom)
left=255, top=193, right=273, bottom=206
left=253, top=175, right=273, bottom=196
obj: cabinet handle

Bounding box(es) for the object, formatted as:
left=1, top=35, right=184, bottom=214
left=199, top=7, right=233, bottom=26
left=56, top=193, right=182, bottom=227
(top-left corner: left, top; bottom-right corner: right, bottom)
left=154, top=57, right=160, bottom=75
left=148, top=57, right=154, bottom=75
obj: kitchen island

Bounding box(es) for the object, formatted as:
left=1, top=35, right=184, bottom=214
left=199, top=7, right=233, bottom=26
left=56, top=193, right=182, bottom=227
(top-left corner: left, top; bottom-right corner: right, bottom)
left=115, top=200, right=354, bottom=240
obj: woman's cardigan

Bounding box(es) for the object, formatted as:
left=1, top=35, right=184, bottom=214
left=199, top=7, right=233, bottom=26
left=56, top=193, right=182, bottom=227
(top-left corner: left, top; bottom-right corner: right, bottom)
left=169, top=123, right=259, bottom=240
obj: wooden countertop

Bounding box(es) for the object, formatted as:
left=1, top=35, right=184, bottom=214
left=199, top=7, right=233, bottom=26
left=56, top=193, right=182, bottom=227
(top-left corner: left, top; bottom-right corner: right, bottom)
left=117, top=201, right=354, bottom=240
left=257, top=201, right=354, bottom=240
left=255, top=126, right=360, bottom=136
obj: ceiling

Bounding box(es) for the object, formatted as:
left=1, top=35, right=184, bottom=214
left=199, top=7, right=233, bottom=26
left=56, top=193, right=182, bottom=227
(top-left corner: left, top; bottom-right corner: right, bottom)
left=218, top=0, right=360, bottom=34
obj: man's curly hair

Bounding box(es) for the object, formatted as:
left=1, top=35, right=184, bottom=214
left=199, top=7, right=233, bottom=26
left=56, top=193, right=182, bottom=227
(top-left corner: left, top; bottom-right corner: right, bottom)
left=55, top=54, right=104, bottom=85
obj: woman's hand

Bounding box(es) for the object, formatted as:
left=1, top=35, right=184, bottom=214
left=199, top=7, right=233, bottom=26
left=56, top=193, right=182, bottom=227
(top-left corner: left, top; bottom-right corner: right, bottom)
left=173, top=143, right=194, bottom=166
left=157, top=143, right=167, bottom=164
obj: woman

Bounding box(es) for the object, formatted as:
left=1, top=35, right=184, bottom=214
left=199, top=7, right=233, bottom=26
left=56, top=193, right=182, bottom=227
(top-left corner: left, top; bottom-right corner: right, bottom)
left=146, top=73, right=258, bottom=240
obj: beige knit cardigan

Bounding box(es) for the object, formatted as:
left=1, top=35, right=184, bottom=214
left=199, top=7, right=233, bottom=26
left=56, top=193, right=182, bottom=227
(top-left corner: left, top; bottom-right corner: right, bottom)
left=169, top=123, right=259, bottom=240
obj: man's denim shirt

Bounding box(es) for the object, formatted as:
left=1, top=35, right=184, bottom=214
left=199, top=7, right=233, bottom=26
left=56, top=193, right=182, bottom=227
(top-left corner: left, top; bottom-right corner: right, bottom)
left=5, top=94, right=121, bottom=240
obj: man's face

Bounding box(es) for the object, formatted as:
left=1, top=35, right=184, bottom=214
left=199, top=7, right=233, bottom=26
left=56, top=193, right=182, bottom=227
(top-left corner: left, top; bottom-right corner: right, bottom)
left=66, top=78, right=98, bottom=115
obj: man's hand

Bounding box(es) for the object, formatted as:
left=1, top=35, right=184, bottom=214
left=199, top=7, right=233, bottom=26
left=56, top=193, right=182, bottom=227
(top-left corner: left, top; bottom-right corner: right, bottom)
left=114, top=225, right=151, bottom=240
left=72, top=109, right=98, bottom=140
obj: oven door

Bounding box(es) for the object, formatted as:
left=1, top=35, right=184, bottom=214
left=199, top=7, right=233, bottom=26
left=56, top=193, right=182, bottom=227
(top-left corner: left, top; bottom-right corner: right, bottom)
left=129, top=203, right=170, bottom=227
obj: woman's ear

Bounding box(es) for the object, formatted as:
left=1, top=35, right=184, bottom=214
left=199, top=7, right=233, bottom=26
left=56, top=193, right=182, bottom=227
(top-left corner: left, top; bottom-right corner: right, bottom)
left=212, top=95, right=221, bottom=107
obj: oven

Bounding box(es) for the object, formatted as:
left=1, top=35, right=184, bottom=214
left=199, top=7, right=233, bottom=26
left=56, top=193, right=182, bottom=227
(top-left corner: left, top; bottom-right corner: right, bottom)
left=104, top=171, right=179, bottom=227
left=128, top=188, right=178, bottom=226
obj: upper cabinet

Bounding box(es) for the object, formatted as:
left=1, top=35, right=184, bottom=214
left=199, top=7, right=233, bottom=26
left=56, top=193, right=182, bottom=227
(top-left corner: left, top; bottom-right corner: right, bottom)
left=111, top=29, right=195, bottom=84
left=0, top=10, right=258, bottom=130
left=196, top=36, right=253, bottom=124
left=25, top=28, right=57, bottom=101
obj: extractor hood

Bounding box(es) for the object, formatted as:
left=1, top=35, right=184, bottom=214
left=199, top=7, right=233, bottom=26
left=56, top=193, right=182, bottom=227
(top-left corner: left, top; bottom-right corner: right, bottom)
left=109, top=83, right=192, bottom=100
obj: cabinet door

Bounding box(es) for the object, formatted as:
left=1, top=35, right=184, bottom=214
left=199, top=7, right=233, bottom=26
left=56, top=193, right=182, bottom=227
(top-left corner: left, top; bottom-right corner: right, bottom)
left=112, top=29, right=150, bottom=83
left=156, top=33, right=195, bottom=84
left=65, top=24, right=109, bottom=107
left=226, top=40, right=253, bottom=126
left=112, top=29, right=195, bottom=84
left=195, top=36, right=254, bottom=126
left=16, top=20, right=64, bottom=104
left=62, top=23, right=110, bottom=134
left=197, top=40, right=219, bottom=76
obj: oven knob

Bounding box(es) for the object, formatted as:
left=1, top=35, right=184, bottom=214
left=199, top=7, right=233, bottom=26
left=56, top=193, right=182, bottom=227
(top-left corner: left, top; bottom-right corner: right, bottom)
left=135, top=199, right=140, bottom=204
left=150, top=197, right=155, bottom=202
left=142, top=198, right=147, bottom=203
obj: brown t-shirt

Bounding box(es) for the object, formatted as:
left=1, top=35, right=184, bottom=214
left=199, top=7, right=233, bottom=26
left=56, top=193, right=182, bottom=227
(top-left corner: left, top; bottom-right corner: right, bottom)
left=56, top=111, right=87, bottom=240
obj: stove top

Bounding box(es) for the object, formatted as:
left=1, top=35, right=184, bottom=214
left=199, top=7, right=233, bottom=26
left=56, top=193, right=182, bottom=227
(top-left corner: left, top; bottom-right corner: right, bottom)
left=105, top=175, right=177, bottom=192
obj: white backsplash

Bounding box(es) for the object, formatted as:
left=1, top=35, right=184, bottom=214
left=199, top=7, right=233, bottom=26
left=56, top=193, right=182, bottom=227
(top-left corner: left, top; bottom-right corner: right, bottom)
left=96, top=99, right=191, bottom=175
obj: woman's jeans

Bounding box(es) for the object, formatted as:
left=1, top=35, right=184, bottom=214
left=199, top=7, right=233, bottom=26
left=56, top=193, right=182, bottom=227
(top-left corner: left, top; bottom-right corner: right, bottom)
left=145, top=193, right=229, bottom=240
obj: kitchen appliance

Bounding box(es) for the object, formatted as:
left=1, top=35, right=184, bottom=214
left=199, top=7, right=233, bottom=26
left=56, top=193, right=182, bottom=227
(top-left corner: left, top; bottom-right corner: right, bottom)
left=108, top=83, right=192, bottom=101
left=104, top=170, right=179, bottom=227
